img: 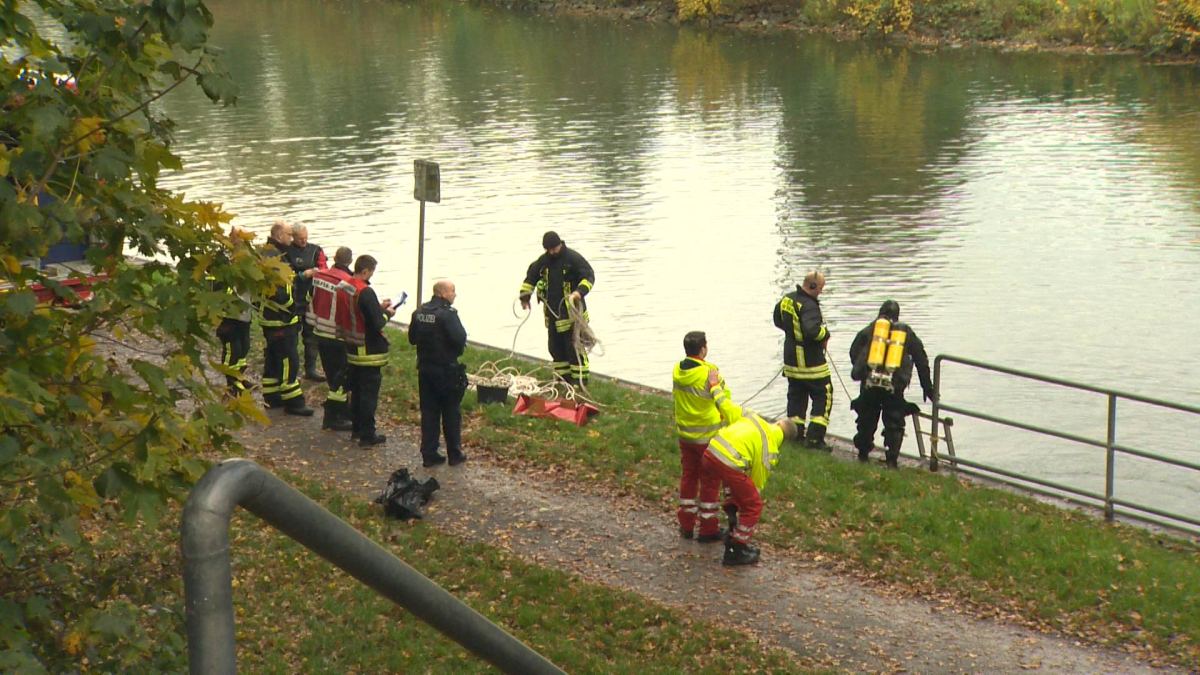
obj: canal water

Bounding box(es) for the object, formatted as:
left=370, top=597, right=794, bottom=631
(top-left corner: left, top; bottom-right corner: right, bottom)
left=159, top=0, right=1200, bottom=522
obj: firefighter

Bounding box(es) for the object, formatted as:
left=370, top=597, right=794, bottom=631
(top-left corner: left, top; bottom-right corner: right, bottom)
left=342, top=255, right=395, bottom=447
left=215, top=225, right=254, bottom=396
left=287, top=222, right=328, bottom=382
left=773, top=270, right=833, bottom=450
left=848, top=300, right=935, bottom=468
left=672, top=331, right=742, bottom=541
left=697, top=414, right=799, bottom=566
left=408, top=280, right=469, bottom=467
left=518, top=231, right=595, bottom=385
left=259, top=221, right=312, bottom=416
left=306, top=246, right=354, bottom=431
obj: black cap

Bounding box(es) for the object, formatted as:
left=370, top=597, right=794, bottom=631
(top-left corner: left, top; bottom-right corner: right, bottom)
left=542, top=231, right=563, bottom=250
left=879, top=300, right=900, bottom=322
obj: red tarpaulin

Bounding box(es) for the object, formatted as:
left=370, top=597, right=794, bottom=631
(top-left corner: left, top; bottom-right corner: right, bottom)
left=512, top=394, right=600, bottom=427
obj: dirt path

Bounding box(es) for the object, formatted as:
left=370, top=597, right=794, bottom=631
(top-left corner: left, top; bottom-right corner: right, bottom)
left=235, top=408, right=1179, bottom=674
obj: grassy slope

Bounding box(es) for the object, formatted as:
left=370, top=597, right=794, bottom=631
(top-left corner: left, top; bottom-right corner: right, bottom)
left=85, top=478, right=812, bottom=672
left=378, top=330, right=1200, bottom=666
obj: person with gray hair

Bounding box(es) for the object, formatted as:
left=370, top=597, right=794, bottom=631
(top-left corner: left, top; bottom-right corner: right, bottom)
left=258, top=221, right=312, bottom=416
left=696, top=413, right=799, bottom=566
left=286, top=222, right=328, bottom=381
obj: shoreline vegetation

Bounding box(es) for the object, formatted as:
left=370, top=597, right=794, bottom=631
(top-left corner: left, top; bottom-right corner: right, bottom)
left=477, top=0, right=1200, bottom=59
left=377, top=330, right=1200, bottom=667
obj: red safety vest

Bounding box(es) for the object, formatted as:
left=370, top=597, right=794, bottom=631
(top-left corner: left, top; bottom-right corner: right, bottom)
left=335, top=276, right=368, bottom=346
left=306, top=267, right=352, bottom=339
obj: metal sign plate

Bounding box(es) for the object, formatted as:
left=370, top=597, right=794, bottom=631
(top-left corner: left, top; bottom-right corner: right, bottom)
left=414, top=159, right=441, bottom=203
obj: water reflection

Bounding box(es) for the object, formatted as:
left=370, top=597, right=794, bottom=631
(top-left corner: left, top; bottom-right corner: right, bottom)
left=158, top=0, right=1200, bottom=521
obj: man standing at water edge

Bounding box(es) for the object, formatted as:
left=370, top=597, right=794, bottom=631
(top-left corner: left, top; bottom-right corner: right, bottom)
left=258, top=221, right=313, bottom=416
left=518, top=231, right=595, bottom=386
left=773, top=270, right=833, bottom=449
left=848, top=300, right=935, bottom=468
left=343, top=255, right=395, bottom=447
left=288, top=222, right=328, bottom=382
left=409, top=280, right=469, bottom=467
left=672, top=331, right=742, bottom=541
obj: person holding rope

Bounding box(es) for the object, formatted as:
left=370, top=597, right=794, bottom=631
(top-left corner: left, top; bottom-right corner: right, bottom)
left=672, top=331, right=742, bottom=541
left=518, top=231, right=595, bottom=386
left=773, top=270, right=833, bottom=450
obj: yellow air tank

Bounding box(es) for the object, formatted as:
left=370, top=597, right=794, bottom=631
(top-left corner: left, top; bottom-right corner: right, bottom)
left=867, top=318, right=890, bottom=368
left=884, top=327, right=908, bottom=370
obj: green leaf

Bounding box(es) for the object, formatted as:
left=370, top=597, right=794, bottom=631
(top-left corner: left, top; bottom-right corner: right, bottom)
left=131, top=361, right=170, bottom=399
left=28, top=106, right=67, bottom=138
left=93, top=466, right=135, bottom=499
left=0, top=435, right=18, bottom=465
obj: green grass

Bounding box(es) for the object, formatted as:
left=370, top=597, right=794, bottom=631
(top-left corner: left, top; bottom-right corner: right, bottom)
left=379, top=330, right=1200, bottom=666
left=78, top=474, right=812, bottom=672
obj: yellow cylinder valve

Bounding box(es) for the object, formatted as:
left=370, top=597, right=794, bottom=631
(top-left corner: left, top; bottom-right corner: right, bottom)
left=867, top=318, right=890, bottom=368
left=884, top=328, right=907, bottom=369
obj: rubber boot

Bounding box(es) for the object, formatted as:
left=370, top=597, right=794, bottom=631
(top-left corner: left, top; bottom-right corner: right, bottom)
left=696, top=527, right=727, bottom=544
left=805, top=424, right=831, bottom=452
left=322, top=402, right=353, bottom=431
left=885, top=449, right=900, bottom=469
left=722, top=541, right=761, bottom=566
left=284, top=398, right=314, bottom=417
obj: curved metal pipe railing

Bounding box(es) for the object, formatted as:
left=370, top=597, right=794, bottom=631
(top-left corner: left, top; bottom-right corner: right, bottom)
left=181, top=458, right=564, bottom=675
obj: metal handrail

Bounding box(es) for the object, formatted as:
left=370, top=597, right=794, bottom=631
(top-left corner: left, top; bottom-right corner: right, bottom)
left=181, top=459, right=564, bottom=675
left=929, top=354, right=1200, bottom=535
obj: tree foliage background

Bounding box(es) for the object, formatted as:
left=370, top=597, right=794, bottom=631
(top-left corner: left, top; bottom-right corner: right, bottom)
left=1, top=0, right=279, bottom=668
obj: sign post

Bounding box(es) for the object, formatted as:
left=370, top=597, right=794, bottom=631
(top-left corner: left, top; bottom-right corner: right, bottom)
left=413, top=160, right=441, bottom=306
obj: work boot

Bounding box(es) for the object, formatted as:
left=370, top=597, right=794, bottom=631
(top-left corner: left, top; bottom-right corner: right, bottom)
left=697, top=527, right=727, bottom=544
left=857, top=451, right=871, bottom=463
left=304, top=367, right=326, bottom=383
left=885, top=450, right=900, bottom=469
left=359, top=434, right=387, bottom=447
left=805, top=426, right=831, bottom=452
left=321, top=403, right=353, bottom=431
left=448, top=453, right=469, bottom=466
left=284, top=400, right=314, bottom=417
left=264, top=396, right=285, bottom=410
left=679, top=527, right=694, bottom=540
left=723, top=504, right=738, bottom=533
left=722, top=541, right=761, bottom=566
left=422, top=453, right=447, bottom=467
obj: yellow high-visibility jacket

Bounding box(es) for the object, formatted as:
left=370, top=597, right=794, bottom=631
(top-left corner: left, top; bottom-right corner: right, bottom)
left=673, top=357, right=742, bottom=444
left=706, top=414, right=783, bottom=491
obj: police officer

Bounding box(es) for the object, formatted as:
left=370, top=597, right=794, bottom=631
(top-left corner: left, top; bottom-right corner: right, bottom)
left=518, top=231, right=595, bottom=385
left=408, top=280, right=468, bottom=467
left=287, top=222, right=328, bottom=382
left=848, top=300, right=935, bottom=468
left=773, top=270, right=832, bottom=449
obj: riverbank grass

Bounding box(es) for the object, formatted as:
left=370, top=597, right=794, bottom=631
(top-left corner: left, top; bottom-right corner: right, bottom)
left=75, top=476, right=808, bottom=671
left=379, top=331, right=1200, bottom=666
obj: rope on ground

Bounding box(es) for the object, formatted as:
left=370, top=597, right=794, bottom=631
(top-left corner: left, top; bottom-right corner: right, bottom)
left=467, top=298, right=605, bottom=411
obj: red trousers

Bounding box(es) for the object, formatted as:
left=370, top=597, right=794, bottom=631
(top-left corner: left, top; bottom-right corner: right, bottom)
left=698, top=451, right=762, bottom=544
left=676, top=441, right=708, bottom=532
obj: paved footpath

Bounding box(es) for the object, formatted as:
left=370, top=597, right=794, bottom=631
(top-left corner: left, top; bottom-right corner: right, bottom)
left=234, top=407, right=1182, bottom=674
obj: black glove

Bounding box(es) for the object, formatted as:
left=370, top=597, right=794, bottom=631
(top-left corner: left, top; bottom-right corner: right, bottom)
left=923, top=388, right=936, bottom=404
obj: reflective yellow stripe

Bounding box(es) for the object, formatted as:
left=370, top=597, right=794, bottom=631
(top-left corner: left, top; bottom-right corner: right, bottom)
left=673, top=382, right=711, bottom=399
left=749, top=416, right=776, bottom=473
left=519, top=282, right=534, bottom=294
left=578, top=279, right=593, bottom=291
left=348, top=353, right=388, bottom=367
left=679, top=423, right=723, bottom=435
left=783, top=364, right=830, bottom=379
left=709, top=438, right=748, bottom=471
